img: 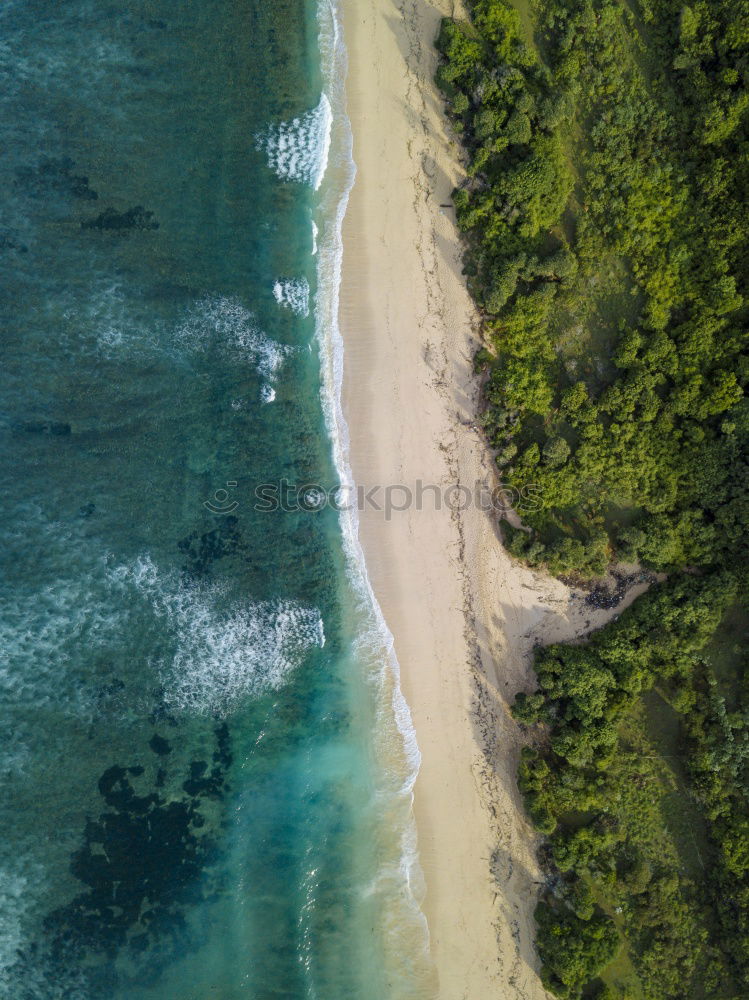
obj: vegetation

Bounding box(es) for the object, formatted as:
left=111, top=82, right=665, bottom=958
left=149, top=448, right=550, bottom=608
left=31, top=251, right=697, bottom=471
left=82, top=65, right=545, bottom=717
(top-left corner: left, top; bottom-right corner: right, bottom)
left=436, top=0, right=749, bottom=577
left=515, top=574, right=748, bottom=998
left=436, top=0, right=749, bottom=995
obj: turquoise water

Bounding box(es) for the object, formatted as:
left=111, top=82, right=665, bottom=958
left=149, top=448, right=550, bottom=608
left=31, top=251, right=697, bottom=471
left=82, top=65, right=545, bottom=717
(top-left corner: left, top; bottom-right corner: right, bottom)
left=0, top=2, right=430, bottom=997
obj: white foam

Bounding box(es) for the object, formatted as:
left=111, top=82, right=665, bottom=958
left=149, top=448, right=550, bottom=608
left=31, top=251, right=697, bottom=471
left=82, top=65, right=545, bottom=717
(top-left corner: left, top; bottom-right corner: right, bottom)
left=311, top=220, right=319, bottom=256
left=85, top=290, right=293, bottom=401
left=64, top=279, right=150, bottom=359
left=97, top=325, right=124, bottom=348
left=73, top=287, right=293, bottom=406
left=0, top=29, right=130, bottom=105
left=256, top=93, right=333, bottom=191
left=313, top=0, right=431, bottom=982
left=0, top=868, right=29, bottom=978
left=0, top=858, right=89, bottom=999
left=176, top=295, right=292, bottom=400
left=0, top=522, right=323, bottom=725
left=113, top=556, right=325, bottom=716
left=0, top=546, right=125, bottom=724
left=273, top=277, right=311, bottom=318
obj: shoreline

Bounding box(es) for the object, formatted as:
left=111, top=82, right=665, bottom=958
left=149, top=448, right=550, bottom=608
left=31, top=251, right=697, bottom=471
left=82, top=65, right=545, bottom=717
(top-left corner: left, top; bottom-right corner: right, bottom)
left=336, top=1, right=653, bottom=995
left=313, top=1, right=433, bottom=989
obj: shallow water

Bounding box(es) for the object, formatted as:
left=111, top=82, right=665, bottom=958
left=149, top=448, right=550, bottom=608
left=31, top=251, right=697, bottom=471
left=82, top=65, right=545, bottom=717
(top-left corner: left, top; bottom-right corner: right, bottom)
left=0, top=1, right=431, bottom=997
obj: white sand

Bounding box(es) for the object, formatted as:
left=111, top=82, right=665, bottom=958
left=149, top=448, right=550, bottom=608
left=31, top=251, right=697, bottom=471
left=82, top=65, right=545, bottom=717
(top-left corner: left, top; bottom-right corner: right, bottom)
left=339, top=1, right=650, bottom=995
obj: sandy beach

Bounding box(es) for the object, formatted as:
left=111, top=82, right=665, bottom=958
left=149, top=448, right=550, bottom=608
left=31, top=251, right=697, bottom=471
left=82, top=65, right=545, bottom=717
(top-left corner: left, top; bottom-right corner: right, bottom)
left=338, top=1, right=652, bottom=996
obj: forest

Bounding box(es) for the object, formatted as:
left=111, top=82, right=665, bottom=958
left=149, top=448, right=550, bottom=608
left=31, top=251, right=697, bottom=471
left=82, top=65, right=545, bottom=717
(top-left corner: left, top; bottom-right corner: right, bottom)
left=435, top=0, right=749, bottom=996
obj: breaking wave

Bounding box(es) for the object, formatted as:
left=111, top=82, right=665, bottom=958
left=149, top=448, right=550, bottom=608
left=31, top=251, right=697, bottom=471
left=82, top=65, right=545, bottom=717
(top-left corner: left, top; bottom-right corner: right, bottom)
left=0, top=522, right=324, bottom=726
left=273, top=277, right=311, bottom=317
left=111, top=556, right=325, bottom=716
left=256, top=94, right=332, bottom=191
left=175, top=295, right=292, bottom=399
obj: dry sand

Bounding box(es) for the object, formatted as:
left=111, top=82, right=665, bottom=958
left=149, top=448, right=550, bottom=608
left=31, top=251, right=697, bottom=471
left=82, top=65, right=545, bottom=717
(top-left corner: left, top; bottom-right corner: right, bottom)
left=338, top=1, right=650, bottom=996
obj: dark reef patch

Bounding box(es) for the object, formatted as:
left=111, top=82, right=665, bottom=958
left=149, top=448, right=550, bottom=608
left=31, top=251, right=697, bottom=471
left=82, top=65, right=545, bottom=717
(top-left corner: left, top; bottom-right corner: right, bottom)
left=15, top=156, right=98, bottom=201
left=149, top=734, right=172, bottom=756
left=82, top=206, right=159, bottom=232
left=35, top=724, right=233, bottom=990
left=177, top=516, right=248, bottom=579
left=13, top=419, right=72, bottom=436
left=0, top=229, right=28, bottom=254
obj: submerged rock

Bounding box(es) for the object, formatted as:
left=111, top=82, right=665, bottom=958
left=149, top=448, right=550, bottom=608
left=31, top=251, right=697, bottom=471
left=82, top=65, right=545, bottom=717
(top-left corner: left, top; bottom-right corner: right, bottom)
left=15, top=156, right=98, bottom=201
left=14, top=419, right=71, bottom=436
left=82, top=205, right=159, bottom=231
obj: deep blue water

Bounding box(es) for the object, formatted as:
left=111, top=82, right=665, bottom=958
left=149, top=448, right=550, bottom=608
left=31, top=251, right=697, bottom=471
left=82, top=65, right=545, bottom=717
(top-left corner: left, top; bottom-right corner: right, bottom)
left=0, top=2, right=429, bottom=997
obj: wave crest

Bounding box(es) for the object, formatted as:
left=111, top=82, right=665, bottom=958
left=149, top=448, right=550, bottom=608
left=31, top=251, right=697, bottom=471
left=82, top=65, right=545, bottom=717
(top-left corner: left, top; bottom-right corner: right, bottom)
left=273, top=277, right=311, bottom=317
left=176, top=295, right=291, bottom=399
left=113, top=556, right=325, bottom=716
left=256, top=94, right=332, bottom=191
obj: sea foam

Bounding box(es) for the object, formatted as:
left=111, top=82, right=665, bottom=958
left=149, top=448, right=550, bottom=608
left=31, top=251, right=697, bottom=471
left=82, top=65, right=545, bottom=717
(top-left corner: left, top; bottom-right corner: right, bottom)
left=113, top=555, right=325, bottom=716
left=0, top=868, right=29, bottom=978
left=63, top=286, right=289, bottom=404
left=273, top=277, right=311, bottom=317
left=0, top=522, right=324, bottom=726
left=0, top=541, right=125, bottom=724
left=256, top=93, right=332, bottom=191
left=176, top=295, right=291, bottom=401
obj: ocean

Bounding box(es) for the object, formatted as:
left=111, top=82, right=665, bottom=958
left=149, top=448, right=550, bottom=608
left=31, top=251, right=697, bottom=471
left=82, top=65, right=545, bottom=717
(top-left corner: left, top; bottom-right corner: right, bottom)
left=0, top=1, right=431, bottom=997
